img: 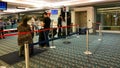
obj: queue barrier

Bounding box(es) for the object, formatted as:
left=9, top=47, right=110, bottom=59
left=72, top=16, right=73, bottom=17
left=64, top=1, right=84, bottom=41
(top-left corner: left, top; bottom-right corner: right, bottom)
left=0, top=24, right=93, bottom=68
left=24, top=42, right=29, bottom=68
left=0, top=24, right=79, bottom=38
left=84, top=28, right=92, bottom=55
left=98, top=25, right=120, bottom=41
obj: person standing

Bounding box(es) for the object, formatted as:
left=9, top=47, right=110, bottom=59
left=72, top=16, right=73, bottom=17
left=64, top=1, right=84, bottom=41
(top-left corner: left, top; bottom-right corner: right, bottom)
left=43, top=12, right=51, bottom=47
left=0, top=19, right=5, bottom=39
left=17, top=15, right=33, bottom=57
left=57, top=15, right=62, bottom=37
left=67, top=15, right=71, bottom=36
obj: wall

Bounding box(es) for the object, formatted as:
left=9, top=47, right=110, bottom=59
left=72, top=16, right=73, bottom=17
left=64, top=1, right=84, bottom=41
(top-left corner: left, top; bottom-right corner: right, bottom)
left=71, top=6, right=95, bottom=33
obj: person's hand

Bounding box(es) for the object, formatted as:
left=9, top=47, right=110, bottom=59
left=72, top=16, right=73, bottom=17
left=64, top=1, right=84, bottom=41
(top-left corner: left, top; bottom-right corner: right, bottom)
left=40, top=22, right=44, bottom=27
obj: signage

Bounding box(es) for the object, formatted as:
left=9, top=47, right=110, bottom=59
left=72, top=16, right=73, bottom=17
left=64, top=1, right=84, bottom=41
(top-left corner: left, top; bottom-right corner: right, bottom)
left=0, top=2, right=7, bottom=10
left=51, top=9, right=58, bottom=15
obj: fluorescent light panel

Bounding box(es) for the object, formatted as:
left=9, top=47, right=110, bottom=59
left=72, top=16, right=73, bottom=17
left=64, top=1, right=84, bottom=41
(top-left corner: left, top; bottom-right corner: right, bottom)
left=1, top=0, right=110, bottom=13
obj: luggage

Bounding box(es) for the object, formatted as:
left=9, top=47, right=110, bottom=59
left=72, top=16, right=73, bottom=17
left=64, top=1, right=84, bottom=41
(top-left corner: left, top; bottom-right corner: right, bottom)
left=79, top=27, right=87, bottom=34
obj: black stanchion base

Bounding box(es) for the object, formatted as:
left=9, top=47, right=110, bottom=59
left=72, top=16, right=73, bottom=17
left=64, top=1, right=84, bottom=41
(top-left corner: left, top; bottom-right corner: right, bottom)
left=63, top=41, right=71, bottom=44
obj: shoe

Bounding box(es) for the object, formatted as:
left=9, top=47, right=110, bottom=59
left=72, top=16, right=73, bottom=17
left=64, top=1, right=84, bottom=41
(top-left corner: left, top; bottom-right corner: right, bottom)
left=19, top=54, right=24, bottom=57
left=42, top=44, right=47, bottom=48
left=39, top=45, right=43, bottom=48
left=50, top=46, right=56, bottom=48
left=19, top=50, right=24, bottom=57
left=43, top=46, right=47, bottom=48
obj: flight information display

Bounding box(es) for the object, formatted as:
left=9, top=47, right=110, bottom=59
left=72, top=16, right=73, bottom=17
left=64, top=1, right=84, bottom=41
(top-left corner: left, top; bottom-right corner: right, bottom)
left=51, top=9, right=58, bottom=15
left=0, top=2, right=7, bottom=10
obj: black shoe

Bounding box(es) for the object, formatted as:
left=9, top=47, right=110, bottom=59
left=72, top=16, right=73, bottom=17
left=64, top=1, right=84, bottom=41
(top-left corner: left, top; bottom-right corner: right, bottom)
left=39, top=45, right=43, bottom=48
left=19, top=54, right=24, bottom=57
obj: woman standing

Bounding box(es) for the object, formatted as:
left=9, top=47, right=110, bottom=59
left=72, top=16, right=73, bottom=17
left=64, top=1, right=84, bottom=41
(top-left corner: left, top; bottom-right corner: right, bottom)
left=17, top=15, right=33, bottom=57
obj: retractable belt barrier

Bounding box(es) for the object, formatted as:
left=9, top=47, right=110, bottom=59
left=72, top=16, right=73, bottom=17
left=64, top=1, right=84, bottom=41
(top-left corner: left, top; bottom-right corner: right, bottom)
left=98, top=25, right=120, bottom=41
left=0, top=24, right=79, bottom=43
left=0, top=24, right=95, bottom=68
left=84, top=28, right=92, bottom=55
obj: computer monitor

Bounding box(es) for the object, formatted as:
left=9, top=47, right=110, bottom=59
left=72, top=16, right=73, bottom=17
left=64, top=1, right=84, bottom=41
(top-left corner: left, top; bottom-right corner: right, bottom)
left=0, top=2, right=7, bottom=10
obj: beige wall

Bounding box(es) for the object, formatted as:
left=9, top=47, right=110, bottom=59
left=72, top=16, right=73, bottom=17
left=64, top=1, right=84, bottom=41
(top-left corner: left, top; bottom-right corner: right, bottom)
left=71, top=6, right=95, bottom=33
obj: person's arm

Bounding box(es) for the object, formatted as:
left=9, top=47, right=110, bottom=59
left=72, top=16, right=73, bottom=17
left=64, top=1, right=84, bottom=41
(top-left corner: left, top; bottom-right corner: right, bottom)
left=40, top=21, right=45, bottom=27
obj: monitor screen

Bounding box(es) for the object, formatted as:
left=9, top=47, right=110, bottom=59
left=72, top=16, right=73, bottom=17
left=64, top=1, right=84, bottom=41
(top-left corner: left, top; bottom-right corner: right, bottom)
left=51, top=10, right=58, bottom=15
left=0, top=2, right=7, bottom=10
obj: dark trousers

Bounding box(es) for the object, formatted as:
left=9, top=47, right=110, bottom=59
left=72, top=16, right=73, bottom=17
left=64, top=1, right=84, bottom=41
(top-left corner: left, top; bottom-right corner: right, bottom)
left=44, top=30, right=50, bottom=47
left=39, top=29, right=45, bottom=47
left=31, top=32, right=34, bottom=38
left=67, top=27, right=71, bottom=36
left=19, top=45, right=24, bottom=56
left=0, top=28, right=5, bottom=39
left=62, top=28, right=66, bottom=37
left=58, top=25, right=62, bottom=37
left=39, top=29, right=50, bottom=47
left=19, top=44, right=34, bottom=56
left=49, top=28, right=57, bottom=38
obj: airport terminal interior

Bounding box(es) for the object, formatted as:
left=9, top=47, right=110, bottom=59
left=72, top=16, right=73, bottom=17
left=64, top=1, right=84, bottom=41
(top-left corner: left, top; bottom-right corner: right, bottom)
left=0, top=0, right=120, bottom=68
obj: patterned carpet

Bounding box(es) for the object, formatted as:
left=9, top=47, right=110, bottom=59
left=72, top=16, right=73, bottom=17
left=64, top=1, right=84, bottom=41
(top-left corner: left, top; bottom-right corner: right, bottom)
left=0, top=33, right=120, bottom=68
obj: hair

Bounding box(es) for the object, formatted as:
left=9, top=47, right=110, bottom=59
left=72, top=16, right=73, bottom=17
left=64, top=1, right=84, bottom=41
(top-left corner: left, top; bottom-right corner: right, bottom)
left=21, top=15, right=31, bottom=26
left=44, top=12, right=47, bottom=15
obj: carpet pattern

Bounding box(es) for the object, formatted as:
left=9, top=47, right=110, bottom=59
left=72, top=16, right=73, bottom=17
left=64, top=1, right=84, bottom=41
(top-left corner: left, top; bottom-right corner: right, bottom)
left=0, top=33, right=120, bottom=68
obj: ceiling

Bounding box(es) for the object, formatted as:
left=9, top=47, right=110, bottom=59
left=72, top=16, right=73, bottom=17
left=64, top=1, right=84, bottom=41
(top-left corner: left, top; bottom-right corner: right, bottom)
left=0, top=0, right=120, bottom=14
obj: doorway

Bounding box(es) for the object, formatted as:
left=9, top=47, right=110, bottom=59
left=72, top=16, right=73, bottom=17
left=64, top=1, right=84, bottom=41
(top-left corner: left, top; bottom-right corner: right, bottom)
left=75, top=11, right=87, bottom=28
left=97, top=7, right=120, bottom=31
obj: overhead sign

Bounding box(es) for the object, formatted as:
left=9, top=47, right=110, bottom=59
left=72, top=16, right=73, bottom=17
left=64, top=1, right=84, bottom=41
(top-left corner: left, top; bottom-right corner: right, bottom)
left=0, top=2, right=7, bottom=10
left=51, top=9, right=58, bottom=15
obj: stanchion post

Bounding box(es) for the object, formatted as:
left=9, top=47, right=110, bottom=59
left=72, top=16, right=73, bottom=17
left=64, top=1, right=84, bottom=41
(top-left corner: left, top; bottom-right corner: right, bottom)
left=65, top=12, right=68, bottom=39
left=50, top=28, right=56, bottom=48
left=84, top=28, right=92, bottom=55
left=76, top=24, right=80, bottom=38
left=99, top=24, right=102, bottom=36
left=24, top=42, right=29, bottom=68
left=98, top=24, right=102, bottom=41
left=63, top=11, right=71, bottom=44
